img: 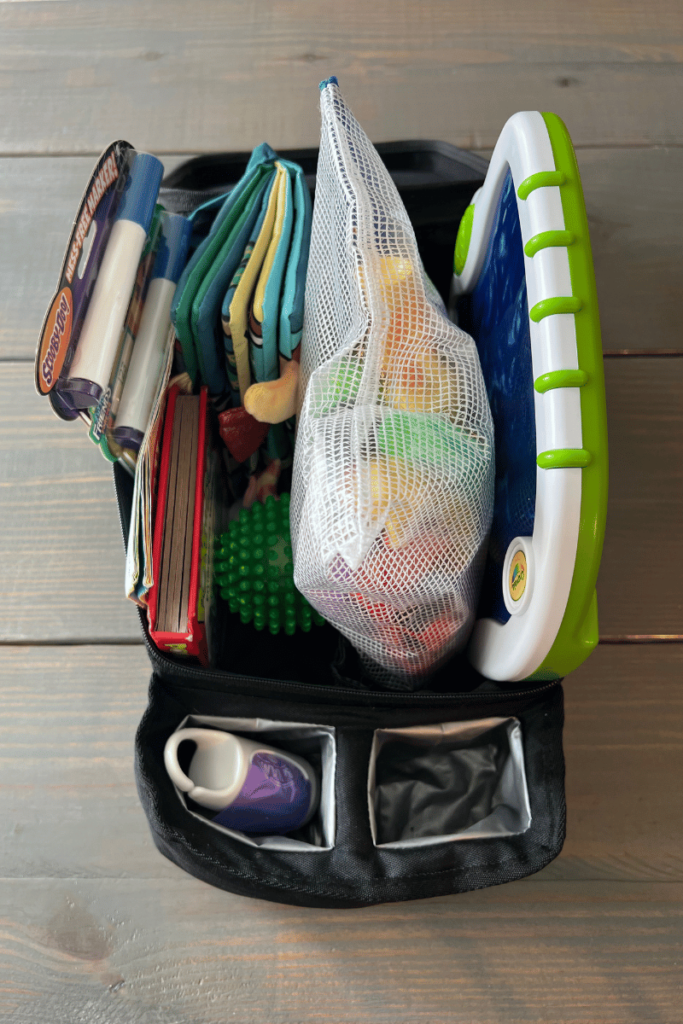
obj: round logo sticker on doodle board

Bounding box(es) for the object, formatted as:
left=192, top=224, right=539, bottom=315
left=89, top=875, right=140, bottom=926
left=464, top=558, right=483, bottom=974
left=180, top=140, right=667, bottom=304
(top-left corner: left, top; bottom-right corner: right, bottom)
left=509, top=550, right=527, bottom=602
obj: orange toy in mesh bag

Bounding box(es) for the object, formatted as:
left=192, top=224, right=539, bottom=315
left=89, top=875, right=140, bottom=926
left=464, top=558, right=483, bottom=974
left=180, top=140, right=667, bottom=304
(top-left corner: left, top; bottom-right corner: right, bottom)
left=291, top=78, right=494, bottom=685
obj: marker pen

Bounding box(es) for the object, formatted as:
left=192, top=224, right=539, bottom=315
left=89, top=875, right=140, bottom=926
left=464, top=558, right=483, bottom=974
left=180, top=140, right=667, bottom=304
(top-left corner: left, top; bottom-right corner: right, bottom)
left=59, top=152, right=164, bottom=409
left=113, top=212, right=192, bottom=452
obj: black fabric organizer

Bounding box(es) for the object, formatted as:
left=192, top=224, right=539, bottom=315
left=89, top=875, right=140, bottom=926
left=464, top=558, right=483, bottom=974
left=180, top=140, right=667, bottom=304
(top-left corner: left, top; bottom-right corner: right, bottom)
left=113, top=142, right=566, bottom=909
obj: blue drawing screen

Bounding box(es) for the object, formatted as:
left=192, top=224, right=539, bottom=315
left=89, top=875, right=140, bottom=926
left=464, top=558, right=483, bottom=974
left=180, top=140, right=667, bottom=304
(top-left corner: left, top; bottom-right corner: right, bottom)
left=458, top=168, right=536, bottom=624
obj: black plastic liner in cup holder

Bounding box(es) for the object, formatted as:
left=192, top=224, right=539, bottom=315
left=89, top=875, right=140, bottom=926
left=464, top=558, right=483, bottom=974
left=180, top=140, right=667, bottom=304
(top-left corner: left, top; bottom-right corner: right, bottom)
left=369, top=718, right=532, bottom=847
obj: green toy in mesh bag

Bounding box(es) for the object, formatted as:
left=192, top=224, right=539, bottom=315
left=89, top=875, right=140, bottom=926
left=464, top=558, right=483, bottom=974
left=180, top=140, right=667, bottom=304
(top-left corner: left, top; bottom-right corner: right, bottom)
left=290, top=78, right=494, bottom=687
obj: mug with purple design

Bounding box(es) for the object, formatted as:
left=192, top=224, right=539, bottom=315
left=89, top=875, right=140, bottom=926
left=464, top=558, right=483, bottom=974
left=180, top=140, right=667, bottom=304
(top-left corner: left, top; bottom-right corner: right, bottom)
left=164, top=727, right=319, bottom=834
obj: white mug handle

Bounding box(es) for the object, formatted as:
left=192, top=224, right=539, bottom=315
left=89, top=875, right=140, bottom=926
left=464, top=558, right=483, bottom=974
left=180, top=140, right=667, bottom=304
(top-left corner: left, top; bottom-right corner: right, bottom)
left=163, top=728, right=217, bottom=794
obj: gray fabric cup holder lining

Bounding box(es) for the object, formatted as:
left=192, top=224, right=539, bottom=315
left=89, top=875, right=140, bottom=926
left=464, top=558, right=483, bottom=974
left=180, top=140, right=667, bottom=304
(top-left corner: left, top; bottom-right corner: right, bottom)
left=171, top=715, right=336, bottom=853
left=368, top=717, right=532, bottom=848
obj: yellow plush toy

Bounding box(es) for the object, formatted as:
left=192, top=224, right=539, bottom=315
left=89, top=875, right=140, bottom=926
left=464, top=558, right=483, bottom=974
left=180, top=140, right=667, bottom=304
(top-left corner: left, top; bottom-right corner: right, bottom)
left=244, top=353, right=300, bottom=424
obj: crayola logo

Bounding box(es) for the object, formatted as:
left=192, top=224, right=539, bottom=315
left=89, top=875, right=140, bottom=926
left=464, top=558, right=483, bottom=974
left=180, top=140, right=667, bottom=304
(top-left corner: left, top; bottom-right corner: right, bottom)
left=509, top=550, right=527, bottom=602
left=38, top=287, right=73, bottom=393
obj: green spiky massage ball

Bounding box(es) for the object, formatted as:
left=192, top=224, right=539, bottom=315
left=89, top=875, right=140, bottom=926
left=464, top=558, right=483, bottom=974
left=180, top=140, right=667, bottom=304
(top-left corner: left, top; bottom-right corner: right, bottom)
left=214, top=494, right=325, bottom=636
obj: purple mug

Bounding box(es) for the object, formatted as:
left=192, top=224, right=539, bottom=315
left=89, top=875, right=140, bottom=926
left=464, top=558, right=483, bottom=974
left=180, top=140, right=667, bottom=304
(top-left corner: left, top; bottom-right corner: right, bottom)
left=164, top=728, right=318, bottom=834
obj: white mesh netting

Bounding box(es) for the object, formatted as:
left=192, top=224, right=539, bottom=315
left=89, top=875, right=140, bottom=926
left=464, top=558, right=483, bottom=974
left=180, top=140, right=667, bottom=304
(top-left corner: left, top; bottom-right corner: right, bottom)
left=291, top=79, right=494, bottom=685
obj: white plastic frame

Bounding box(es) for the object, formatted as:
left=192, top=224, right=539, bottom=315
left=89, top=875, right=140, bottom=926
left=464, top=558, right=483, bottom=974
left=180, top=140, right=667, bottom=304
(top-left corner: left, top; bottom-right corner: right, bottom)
left=451, top=112, right=582, bottom=682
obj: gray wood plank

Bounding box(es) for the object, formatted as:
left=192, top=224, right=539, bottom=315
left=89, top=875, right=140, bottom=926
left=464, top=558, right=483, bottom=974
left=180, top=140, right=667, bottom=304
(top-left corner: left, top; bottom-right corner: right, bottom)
left=0, top=363, right=140, bottom=642
left=1, top=877, right=681, bottom=1023
left=549, top=642, right=683, bottom=882
left=0, top=646, right=160, bottom=881
left=1, top=644, right=682, bottom=884
left=0, top=1, right=682, bottom=156
left=597, top=356, right=683, bottom=637
left=1, top=147, right=681, bottom=363
left=1, top=358, right=680, bottom=642
left=573, top=147, right=683, bottom=355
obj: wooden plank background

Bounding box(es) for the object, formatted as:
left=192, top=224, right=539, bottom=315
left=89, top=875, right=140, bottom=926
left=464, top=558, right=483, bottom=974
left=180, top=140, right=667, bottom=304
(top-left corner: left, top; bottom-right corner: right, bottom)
left=1, top=1, right=682, bottom=155
left=1, top=0, right=682, bottom=1021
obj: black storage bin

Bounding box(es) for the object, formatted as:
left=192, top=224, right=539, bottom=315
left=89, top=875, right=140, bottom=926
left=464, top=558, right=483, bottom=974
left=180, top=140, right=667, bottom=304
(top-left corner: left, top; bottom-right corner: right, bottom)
left=114, top=142, right=567, bottom=909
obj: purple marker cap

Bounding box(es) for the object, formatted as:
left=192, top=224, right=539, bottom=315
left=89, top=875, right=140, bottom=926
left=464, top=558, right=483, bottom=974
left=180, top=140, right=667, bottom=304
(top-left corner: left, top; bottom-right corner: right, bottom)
left=55, top=376, right=103, bottom=410
left=48, top=385, right=81, bottom=421
left=111, top=424, right=144, bottom=453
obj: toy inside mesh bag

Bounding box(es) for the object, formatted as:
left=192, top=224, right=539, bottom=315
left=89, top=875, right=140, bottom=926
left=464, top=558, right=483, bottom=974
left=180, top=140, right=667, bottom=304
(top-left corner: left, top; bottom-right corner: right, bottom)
left=291, top=78, right=494, bottom=686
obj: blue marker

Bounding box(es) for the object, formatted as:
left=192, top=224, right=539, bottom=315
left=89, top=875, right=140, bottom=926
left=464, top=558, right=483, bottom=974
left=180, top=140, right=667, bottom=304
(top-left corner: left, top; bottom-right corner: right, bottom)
left=113, top=212, right=192, bottom=452
left=60, top=152, right=164, bottom=409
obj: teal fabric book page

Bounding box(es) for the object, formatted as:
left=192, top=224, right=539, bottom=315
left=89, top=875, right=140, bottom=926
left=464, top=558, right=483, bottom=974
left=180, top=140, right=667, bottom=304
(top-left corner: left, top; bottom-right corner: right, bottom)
left=171, top=143, right=277, bottom=384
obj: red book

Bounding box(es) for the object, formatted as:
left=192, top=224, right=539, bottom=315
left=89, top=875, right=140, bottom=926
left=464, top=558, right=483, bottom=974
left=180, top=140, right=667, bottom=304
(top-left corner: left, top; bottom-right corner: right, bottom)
left=146, top=384, right=179, bottom=639
left=148, top=386, right=216, bottom=666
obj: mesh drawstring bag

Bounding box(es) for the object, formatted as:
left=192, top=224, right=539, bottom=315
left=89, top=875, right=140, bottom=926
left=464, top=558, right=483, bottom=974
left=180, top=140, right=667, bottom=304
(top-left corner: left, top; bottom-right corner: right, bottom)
left=291, top=78, right=494, bottom=686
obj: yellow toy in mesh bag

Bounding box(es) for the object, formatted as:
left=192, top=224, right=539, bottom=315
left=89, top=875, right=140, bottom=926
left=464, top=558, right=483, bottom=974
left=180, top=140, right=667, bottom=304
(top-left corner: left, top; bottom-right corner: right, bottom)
left=291, top=78, right=494, bottom=685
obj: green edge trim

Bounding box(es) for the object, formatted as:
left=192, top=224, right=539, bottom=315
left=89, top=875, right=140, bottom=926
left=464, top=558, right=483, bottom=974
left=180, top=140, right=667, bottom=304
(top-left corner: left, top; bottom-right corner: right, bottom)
left=454, top=203, right=475, bottom=275
left=524, top=667, right=562, bottom=683
left=537, top=448, right=592, bottom=469
left=524, top=229, right=575, bottom=258
left=534, top=369, right=588, bottom=393
left=517, top=170, right=566, bottom=200
left=98, top=434, right=117, bottom=463
left=529, top=296, right=582, bottom=322
left=529, top=112, right=609, bottom=681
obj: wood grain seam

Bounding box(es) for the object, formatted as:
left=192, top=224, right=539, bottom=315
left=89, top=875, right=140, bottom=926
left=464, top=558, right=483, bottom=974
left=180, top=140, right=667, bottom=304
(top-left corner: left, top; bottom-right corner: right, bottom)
left=603, top=350, right=683, bottom=357
left=0, top=638, right=144, bottom=647
left=599, top=635, right=683, bottom=644
left=2, top=143, right=683, bottom=160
